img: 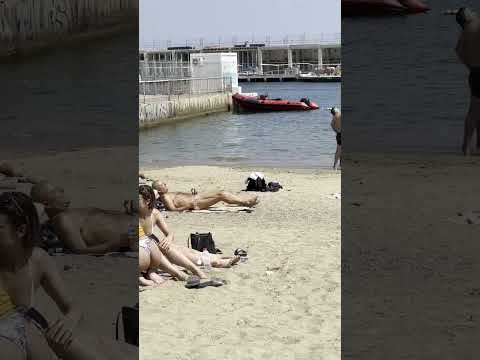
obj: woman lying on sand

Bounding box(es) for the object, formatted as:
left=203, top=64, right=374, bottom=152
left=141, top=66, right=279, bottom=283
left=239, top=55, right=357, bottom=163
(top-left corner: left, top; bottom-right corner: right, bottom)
left=138, top=185, right=240, bottom=287
left=152, top=181, right=258, bottom=211
left=0, top=192, right=137, bottom=360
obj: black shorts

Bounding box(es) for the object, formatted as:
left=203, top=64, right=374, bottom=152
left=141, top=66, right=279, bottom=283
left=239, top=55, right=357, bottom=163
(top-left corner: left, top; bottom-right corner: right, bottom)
left=469, top=68, right=480, bottom=98
left=336, top=132, right=341, bottom=146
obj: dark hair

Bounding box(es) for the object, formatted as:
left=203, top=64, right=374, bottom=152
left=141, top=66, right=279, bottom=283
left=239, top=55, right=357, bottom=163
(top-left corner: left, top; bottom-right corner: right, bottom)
left=0, top=192, right=40, bottom=249
left=330, top=107, right=337, bottom=115
left=139, top=185, right=155, bottom=210
left=456, top=7, right=467, bottom=28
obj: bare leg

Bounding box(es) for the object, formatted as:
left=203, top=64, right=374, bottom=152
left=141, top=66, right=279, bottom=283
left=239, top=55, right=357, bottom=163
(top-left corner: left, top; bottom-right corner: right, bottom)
left=139, top=247, right=150, bottom=273
left=149, top=245, right=191, bottom=281
left=462, top=100, right=476, bottom=155
left=195, top=191, right=258, bottom=209
left=161, top=245, right=207, bottom=279
left=174, top=246, right=241, bottom=268
left=146, top=269, right=166, bottom=285
left=334, top=145, right=341, bottom=170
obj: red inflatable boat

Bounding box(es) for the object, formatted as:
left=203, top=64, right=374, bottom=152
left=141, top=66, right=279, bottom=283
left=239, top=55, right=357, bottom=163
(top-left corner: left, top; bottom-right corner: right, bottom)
left=342, top=0, right=429, bottom=16
left=232, top=93, right=319, bottom=112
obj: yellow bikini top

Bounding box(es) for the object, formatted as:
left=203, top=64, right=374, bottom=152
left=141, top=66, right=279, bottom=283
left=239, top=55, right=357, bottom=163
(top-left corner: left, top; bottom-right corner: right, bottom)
left=0, top=290, right=15, bottom=317
left=138, top=225, right=145, bottom=238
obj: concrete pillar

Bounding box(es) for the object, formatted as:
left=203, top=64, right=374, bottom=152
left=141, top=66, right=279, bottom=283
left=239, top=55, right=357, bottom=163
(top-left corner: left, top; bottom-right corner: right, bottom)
left=257, top=48, right=263, bottom=74
left=288, top=48, right=293, bottom=68
left=318, top=48, right=323, bottom=67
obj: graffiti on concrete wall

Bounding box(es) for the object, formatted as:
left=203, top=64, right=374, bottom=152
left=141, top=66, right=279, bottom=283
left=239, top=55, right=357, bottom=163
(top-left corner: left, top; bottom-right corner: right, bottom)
left=0, top=0, right=137, bottom=49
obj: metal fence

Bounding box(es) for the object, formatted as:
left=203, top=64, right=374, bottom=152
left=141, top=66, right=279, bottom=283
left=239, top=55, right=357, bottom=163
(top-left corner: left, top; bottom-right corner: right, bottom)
left=139, top=76, right=232, bottom=100
left=139, top=61, right=191, bottom=80
left=140, top=33, right=341, bottom=51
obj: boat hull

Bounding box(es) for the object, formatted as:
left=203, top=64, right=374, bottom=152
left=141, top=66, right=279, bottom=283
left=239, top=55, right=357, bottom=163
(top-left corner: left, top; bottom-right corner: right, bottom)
left=342, top=0, right=428, bottom=16
left=232, top=94, right=319, bottom=113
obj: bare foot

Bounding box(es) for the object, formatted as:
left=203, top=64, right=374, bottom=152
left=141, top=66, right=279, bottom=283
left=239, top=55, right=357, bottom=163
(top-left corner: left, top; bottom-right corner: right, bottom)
left=197, top=271, right=208, bottom=279
left=147, top=270, right=167, bottom=285
left=246, top=196, right=259, bottom=207
left=139, top=276, right=157, bottom=287
left=212, top=255, right=241, bottom=268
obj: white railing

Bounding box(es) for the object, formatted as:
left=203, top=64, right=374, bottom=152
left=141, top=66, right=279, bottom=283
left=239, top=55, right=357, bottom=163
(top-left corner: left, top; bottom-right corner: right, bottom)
left=139, top=76, right=232, bottom=102
left=140, top=33, right=341, bottom=51
left=238, top=63, right=342, bottom=77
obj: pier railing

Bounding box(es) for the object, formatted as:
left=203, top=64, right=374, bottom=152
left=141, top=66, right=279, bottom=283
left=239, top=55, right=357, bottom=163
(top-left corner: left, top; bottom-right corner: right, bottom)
left=140, top=33, right=341, bottom=51
left=238, top=63, right=341, bottom=77
left=139, top=76, right=232, bottom=102
left=139, top=61, right=191, bottom=80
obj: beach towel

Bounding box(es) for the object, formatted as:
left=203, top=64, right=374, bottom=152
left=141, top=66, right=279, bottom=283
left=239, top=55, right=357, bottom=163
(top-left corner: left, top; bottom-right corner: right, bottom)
left=190, top=206, right=254, bottom=214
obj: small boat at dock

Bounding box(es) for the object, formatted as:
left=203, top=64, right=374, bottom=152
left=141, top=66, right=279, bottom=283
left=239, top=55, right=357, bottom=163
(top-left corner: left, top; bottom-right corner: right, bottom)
left=342, top=0, right=429, bottom=16
left=232, top=93, right=319, bottom=113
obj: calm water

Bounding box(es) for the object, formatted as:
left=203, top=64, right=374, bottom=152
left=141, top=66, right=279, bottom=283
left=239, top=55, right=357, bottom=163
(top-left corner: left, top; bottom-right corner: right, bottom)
left=0, top=34, right=137, bottom=158
left=343, top=0, right=471, bottom=153
left=140, top=82, right=341, bottom=169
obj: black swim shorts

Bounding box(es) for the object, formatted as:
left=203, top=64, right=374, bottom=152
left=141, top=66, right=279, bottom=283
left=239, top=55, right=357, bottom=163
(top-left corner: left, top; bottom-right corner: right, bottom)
left=336, top=132, right=341, bottom=146
left=469, top=68, right=480, bottom=98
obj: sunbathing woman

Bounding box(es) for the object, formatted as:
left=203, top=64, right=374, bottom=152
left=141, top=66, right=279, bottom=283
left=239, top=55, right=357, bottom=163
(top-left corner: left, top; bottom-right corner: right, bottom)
left=152, top=181, right=258, bottom=211
left=138, top=185, right=240, bottom=287
left=0, top=192, right=137, bottom=360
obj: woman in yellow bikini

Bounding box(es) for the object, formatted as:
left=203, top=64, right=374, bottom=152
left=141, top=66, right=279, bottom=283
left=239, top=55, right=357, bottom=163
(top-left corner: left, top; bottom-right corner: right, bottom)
left=0, top=192, right=137, bottom=360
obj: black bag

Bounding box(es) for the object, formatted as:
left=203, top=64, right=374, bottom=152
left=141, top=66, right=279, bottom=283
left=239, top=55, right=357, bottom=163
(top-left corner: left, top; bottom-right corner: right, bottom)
left=116, top=304, right=139, bottom=346
left=267, top=182, right=283, bottom=192
left=246, top=177, right=267, bottom=192
left=189, top=232, right=219, bottom=254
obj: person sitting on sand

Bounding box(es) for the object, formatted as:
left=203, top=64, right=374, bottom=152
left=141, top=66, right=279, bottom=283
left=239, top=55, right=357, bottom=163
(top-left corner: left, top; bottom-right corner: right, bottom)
left=0, top=192, right=137, bottom=360
left=138, top=185, right=240, bottom=288
left=30, top=182, right=136, bottom=255
left=152, top=181, right=258, bottom=212
left=454, top=7, right=480, bottom=155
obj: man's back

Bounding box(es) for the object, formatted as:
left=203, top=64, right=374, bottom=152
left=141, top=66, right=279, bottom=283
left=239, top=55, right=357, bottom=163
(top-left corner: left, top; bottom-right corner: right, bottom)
left=52, top=207, right=133, bottom=250
left=331, top=113, right=341, bottom=133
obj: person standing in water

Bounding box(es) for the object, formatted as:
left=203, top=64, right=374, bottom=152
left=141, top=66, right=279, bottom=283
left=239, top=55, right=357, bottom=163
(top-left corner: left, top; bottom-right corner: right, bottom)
left=330, top=107, right=342, bottom=170
left=453, top=7, right=480, bottom=155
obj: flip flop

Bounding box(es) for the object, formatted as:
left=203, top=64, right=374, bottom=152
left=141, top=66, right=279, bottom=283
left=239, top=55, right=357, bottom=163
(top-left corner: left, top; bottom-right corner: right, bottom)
left=185, top=276, right=226, bottom=289
left=234, top=248, right=248, bottom=257
left=185, top=275, right=201, bottom=289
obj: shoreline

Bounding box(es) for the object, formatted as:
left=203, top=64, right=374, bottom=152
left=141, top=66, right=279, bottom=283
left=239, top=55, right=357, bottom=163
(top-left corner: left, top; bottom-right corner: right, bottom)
left=140, top=162, right=338, bottom=174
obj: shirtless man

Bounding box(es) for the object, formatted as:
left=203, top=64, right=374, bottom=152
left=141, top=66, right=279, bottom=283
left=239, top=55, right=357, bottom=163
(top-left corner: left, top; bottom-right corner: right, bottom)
left=454, top=7, right=480, bottom=155
left=152, top=181, right=258, bottom=211
left=330, top=107, right=342, bottom=170
left=30, top=182, right=136, bottom=254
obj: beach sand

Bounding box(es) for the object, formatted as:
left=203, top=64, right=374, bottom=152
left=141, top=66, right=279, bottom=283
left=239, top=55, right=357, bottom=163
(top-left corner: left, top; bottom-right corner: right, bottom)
left=1, top=147, right=138, bottom=348
left=139, top=166, right=341, bottom=360
left=342, top=153, right=480, bottom=358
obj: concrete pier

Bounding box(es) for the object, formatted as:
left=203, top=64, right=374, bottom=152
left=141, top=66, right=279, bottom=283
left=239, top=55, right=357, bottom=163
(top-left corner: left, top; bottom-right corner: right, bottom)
left=0, top=0, right=137, bottom=58
left=139, top=93, right=232, bottom=129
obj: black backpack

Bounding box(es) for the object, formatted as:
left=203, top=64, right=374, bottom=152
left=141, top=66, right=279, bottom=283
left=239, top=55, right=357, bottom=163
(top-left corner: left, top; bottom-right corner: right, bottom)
left=246, top=177, right=267, bottom=192
left=116, top=304, right=139, bottom=346
left=267, top=182, right=283, bottom=192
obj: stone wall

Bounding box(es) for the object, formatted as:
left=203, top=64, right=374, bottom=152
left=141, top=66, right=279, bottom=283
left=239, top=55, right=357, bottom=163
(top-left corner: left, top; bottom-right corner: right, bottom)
left=139, top=93, right=232, bottom=129
left=0, top=0, right=137, bottom=57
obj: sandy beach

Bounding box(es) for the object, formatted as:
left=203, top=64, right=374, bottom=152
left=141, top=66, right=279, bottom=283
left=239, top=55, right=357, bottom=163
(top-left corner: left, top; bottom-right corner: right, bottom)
left=342, top=153, right=480, bottom=358
left=1, top=147, right=138, bottom=347
left=139, top=166, right=341, bottom=360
